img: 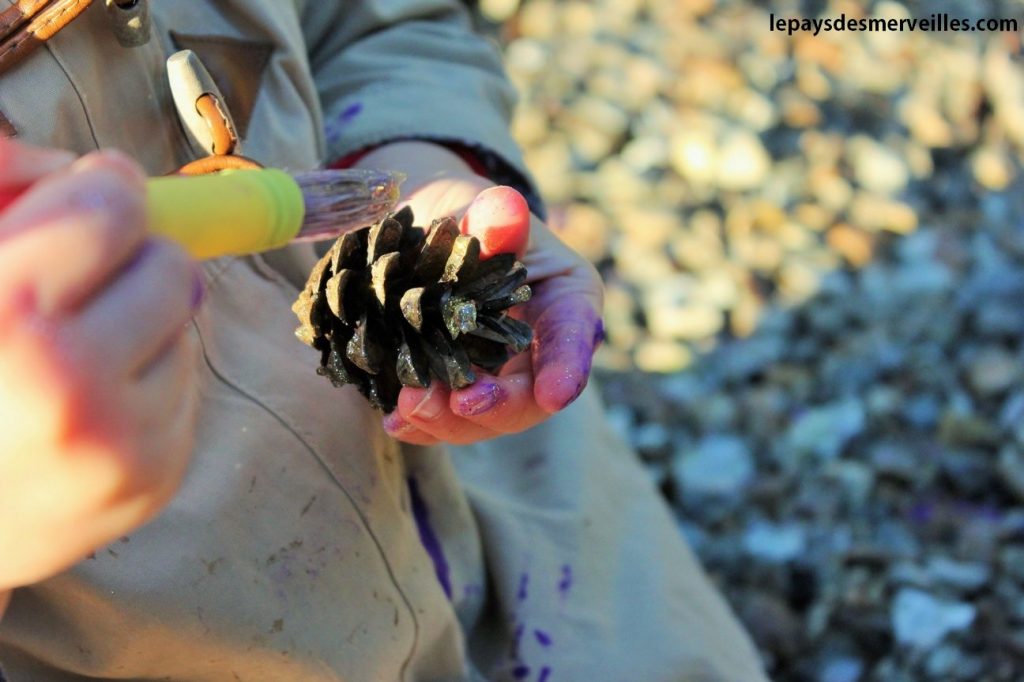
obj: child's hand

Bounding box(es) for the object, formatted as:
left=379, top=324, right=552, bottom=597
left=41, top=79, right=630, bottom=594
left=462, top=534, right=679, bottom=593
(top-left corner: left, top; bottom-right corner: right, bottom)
left=0, top=141, right=202, bottom=593
left=354, top=142, right=603, bottom=445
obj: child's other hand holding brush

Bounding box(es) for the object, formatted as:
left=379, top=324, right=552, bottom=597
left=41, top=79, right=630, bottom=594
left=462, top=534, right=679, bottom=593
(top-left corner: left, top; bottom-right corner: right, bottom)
left=0, top=140, right=202, bottom=607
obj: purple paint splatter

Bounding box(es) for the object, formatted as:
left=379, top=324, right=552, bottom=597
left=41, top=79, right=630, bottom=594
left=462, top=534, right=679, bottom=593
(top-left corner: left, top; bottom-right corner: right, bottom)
left=538, top=667, right=552, bottom=682
left=325, top=102, right=364, bottom=144
left=534, top=629, right=552, bottom=647
left=339, top=102, right=363, bottom=123
left=511, top=664, right=531, bottom=680
left=510, top=622, right=525, bottom=659
left=407, top=477, right=452, bottom=599
left=558, top=564, right=573, bottom=598
left=518, top=572, right=529, bottom=601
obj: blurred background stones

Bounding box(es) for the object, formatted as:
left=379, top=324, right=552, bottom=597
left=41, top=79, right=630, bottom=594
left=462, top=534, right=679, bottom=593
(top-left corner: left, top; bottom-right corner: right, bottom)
left=478, top=0, right=1024, bottom=679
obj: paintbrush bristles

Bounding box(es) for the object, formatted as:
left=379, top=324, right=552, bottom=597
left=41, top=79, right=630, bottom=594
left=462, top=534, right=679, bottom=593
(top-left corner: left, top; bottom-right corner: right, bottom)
left=293, top=169, right=405, bottom=242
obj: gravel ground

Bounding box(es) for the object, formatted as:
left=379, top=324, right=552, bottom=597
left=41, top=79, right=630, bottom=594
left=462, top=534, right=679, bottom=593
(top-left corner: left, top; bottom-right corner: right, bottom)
left=489, top=0, right=1024, bottom=679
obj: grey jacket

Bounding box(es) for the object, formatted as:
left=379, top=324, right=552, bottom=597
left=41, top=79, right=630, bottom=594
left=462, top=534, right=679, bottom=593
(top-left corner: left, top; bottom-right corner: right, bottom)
left=0, top=2, right=767, bottom=680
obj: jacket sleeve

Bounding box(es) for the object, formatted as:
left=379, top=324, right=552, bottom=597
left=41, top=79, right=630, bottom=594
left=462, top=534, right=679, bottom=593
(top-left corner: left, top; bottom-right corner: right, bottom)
left=300, top=0, right=542, bottom=212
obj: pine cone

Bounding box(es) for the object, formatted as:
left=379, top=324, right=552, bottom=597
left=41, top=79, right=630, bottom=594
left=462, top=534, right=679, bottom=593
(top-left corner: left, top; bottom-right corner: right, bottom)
left=292, top=206, right=533, bottom=412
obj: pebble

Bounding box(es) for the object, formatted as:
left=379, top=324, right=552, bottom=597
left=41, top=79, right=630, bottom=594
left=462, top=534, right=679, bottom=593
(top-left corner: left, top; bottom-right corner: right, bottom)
left=826, top=224, right=874, bottom=267
left=818, top=656, right=865, bottom=682
left=848, top=135, right=910, bottom=194
left=716, top=130, right=772, bottom=191
left=891, top=588, right=976, bottom=650
left=1001, top=392, right=1024, bottom=429
left=675, top=435, right=754, bottom=498
left=645, top=283, right=723, bottom=341
left=742, top=521, right=807, bottom=564
left=966, top=347, right=1021, bottom=397
left=924, top=644, right=962, bottom=679
left=971, top=145, right=1014, bottom=190
left=631, top=422, right=672, bottom=459
left=997, top=447, right=1024, bottom=503
left=634, top=338, right=692, bottom=373
left=739, top=592, right=804, bottom=661
left=924, top=557, right=990, bottom=592
left=669, top=128, right=717, bottom=186
left=548, top=203, right=610, bottom=263
left=786, top=399, right=866, bottom=461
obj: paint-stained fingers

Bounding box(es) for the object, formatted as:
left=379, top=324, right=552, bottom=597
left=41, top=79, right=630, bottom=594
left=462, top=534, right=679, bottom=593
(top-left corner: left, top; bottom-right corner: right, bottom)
left=527, top=289, right=604, bottom=414
left=448, top=373, right=549, bottom=434
left=382, top=410, right=441, bottom=446
left=394, top=384, right=501, bottom=445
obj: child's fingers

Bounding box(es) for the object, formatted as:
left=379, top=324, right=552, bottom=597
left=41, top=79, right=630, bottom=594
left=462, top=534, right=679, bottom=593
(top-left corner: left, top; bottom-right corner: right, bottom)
left=448, top=372, right=548, bottom=433
left=0, top=139, right=76, bottom=204
left=125, top=330, right=200, bottom=498
left=459, top=185, right=531, bottom=260
left=395, top=385, right=500, bottom=445
left=71, top=238, right=200, bottom=376
left=382, top=411, right=441, bottom=446
left=0, top=151, right=147, bottom=316
left=528, top=291, right=603, bottom=414
left=131, top=328, right=199, bottom=432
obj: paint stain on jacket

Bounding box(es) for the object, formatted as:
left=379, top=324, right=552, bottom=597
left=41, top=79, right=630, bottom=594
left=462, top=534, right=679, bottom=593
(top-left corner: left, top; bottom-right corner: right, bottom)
left=407, top=476, right=452, bottom=599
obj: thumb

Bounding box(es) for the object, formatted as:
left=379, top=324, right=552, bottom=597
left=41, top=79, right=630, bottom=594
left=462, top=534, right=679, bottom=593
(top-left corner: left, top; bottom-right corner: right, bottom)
left=0, top=139, right=76, bottom=212
left=459, top=185, right=530, bottom=260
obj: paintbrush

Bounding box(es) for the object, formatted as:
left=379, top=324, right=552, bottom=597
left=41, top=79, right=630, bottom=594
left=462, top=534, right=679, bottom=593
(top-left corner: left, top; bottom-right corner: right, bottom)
left=146, top=168, right=405, bottom=260
left=0, top=167, right=404, bottom=260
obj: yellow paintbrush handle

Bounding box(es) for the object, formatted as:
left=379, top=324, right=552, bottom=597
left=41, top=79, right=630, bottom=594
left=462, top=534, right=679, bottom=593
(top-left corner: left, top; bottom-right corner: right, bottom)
left=146, top=169, right=306, bottom=260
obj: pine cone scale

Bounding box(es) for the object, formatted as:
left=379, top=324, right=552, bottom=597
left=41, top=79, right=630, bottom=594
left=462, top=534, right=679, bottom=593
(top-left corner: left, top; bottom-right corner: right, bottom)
left=442, top=235, right=480, bottom=284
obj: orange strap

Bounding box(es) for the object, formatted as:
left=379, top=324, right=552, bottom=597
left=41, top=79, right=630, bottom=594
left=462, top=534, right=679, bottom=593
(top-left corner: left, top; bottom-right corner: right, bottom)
left=194, top=93, right=237, bottom=157
left=0, top=0, right=93, bottom=75
left=176, top=154, right=262, bottom=176
left=174, top=92, right=259, bottom=175
left=0, top=0, right=54, bottom=39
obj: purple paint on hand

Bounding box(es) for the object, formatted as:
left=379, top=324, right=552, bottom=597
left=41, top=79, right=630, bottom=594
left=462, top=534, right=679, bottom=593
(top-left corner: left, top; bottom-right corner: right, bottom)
left=511, top=664, right=531, bottom=680
left=538, top=667, right=552, bottom=682
left=532, top=298, right=601, bottom=411
left=407, top=477, right=452, bottom=599
left=533, top=629, right=552, bottom=647
left=558, top=564, right=573, bottom=598
left=518, top=572, right=529, bottom=601
left=455, top=379, right=503, bottom=416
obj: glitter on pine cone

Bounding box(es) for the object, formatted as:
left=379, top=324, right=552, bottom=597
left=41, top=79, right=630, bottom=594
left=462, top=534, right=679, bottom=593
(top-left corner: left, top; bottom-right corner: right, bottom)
left=292, top=206, right=533, bottom=412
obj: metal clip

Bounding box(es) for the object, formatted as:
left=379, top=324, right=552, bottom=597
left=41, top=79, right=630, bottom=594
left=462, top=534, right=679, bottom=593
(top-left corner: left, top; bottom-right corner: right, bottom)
left=104, top=0, right=150, bottom=48
left=167, top=49, right=241, bottom=158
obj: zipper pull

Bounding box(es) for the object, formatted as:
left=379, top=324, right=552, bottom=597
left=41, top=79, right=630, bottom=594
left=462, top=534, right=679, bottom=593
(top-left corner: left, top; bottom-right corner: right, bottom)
left=104, top=0, right=150, bottom=48
left=167, top=49, right=241, bottom=159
